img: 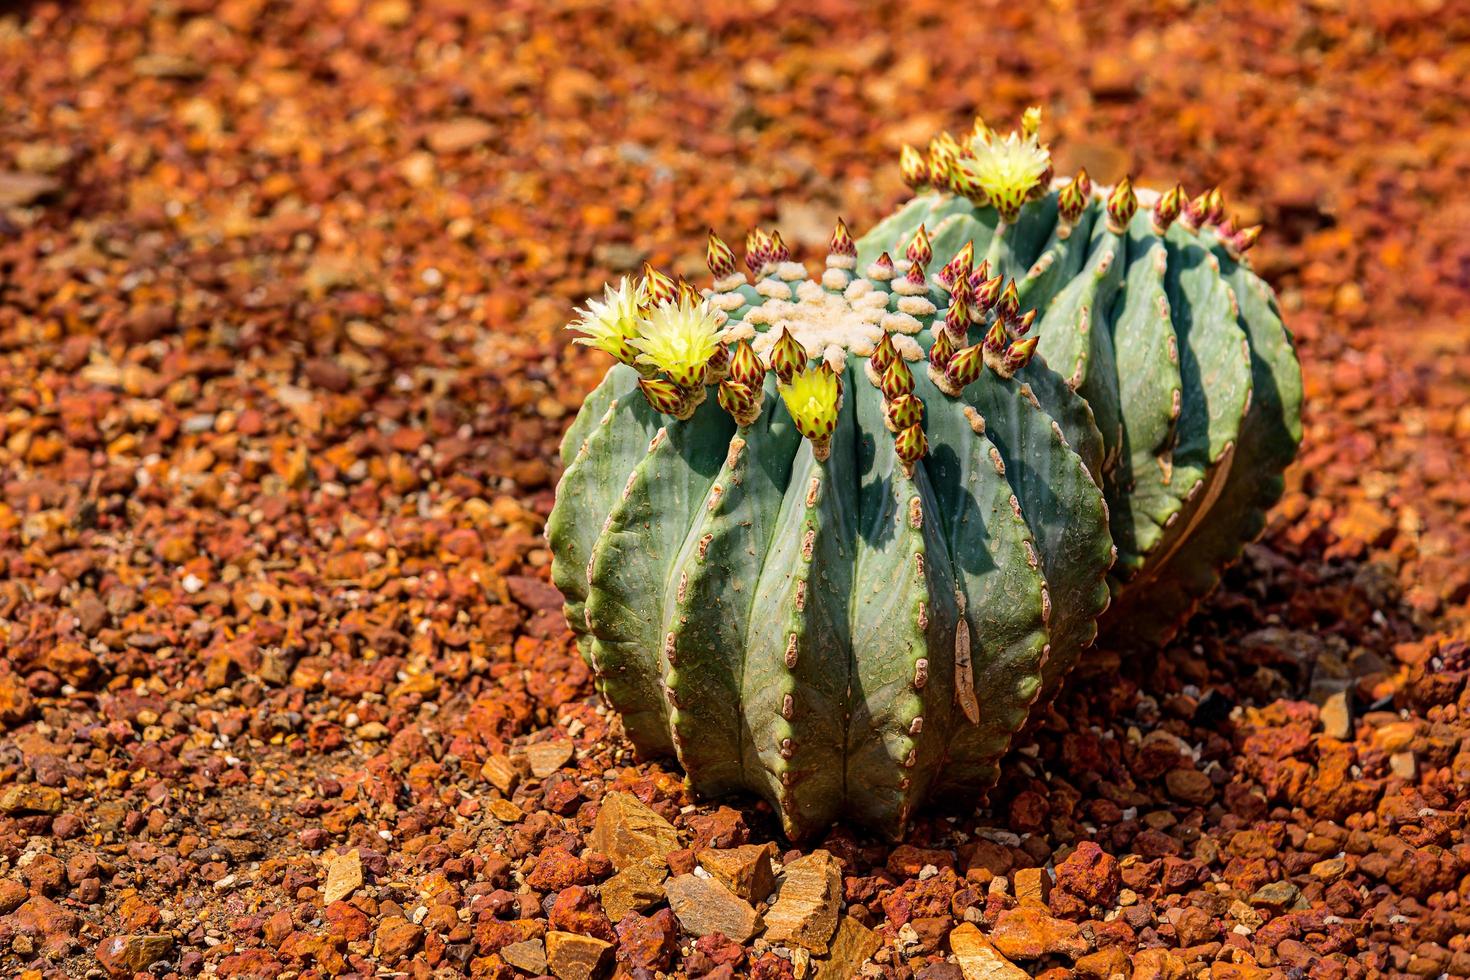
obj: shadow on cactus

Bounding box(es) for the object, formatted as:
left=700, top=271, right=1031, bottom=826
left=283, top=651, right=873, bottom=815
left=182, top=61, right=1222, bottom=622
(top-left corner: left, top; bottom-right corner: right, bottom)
left=548, top=110, right=1302, bottom=841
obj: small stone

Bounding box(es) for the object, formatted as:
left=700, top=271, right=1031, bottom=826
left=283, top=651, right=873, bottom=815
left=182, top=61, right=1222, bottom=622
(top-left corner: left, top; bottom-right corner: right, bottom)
left=1053, top=841, right=1119, bottom=906
left=762, top=849, right=842, bottom=953
left=1309, top=857, right=1347, bottom=882
left=526, top=739, right=575, bottom=777
left=1075, top=947, right=1130, bottom=979
left=1131, top=947, right=1188, bottom=980
left=614, top=908, right=678, bottom=973
left=488, top=797, right=523, bottom=822
left=500, top=938, right=548, bottom=975
left=322, top=849, right=363, bottom=904
left=1319, top=689, right=1352, bottom=739
left=374, top=918, right=425, bottom=961
left=0, top=172, right=61, bottom=208
left=1248, top=880, right=1300, bottom=911
left=590, top=791, right=681, bottom=870
left=0, top=784, right=63, bottom=814
left=1164, top=767, right=1215, bottom=805
left=481, top=754, right=521, bottom=793
left=989, top=907, right=1087, bottom=961
left=601, top=857, right=668, bottom=922
left=1013, top=866, right=1050, bottom=906
left=96, top=934, right=173, bottom=977
left=426, top=117, right=497, bottom=154
left=664, top=873, right=762, bottom=943
left=545, top=930, right=613, bottom=980
left=697, top=843, right=777, bottom=903
left=1389, top=750, right=1416, bottom=779
left=133, top=53, right=205, bottom=79
left=813, top=915, right=882, bottom=980
left=950, top=922, right=1028, bottom=980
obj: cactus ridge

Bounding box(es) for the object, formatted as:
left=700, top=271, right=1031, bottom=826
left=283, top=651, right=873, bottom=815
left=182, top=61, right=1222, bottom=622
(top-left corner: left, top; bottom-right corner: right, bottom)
left=549, top=109, right=1302, bottom=838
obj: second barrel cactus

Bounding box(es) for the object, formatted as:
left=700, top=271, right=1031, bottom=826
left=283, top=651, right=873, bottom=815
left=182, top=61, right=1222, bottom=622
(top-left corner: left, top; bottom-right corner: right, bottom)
left=547, top=111, right=1302, bottom=840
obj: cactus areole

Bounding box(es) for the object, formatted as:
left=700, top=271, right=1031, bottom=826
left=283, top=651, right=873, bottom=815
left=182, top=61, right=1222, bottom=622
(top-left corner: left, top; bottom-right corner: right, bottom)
left=548, top=111, right=1302, bottom=841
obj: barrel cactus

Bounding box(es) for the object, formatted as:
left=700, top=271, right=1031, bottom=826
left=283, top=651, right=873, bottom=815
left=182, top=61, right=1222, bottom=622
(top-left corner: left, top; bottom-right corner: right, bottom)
left=547, top=111, right=1301, bottom=840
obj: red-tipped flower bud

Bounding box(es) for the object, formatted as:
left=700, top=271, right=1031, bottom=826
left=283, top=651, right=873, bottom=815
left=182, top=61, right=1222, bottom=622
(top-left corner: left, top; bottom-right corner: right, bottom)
left=982, top=319, right=1008, bottom=356
left=707, top=230, right=738, bottom=278
left=769, top=327, right=808, bottom=385
left=900, top=144, right=929, bottom=189
left=974, top=274, right=1004, bottom=312
left=1001, top=336, right=1040, bottom=376
left=745, top=229, right=771, bottom=275
left=638, top=376, right=687, bottom=416
left=944, top=290, right=972, bottom=337
left=937, top=240, right=975, bottom=291
left=1013, top=308, right=1037, bottom=336
left=967, top=258, right=992, bottom=294
left=894, top=423, right=928, bottom=468
left=768, top=230, right=791, bottom=265
left=879, top=357, right=914, bottom=401
left=1231, top=225, right=1262, bottom=255
left=704, top=341, right=730, bottom=383
left=996, top=278, right=1020, bottom=321
left=717, top=379, right=761, bottom=426
left=905, top=225, right=932, bottom=270
left=1153, top=184, right=1185, bottom=234
left=944, top=344, right=985, bottom=391
left=1106, top=177, right=1137, bottom=234
left=928, top=327, right=955, bottom=371
left=869, top=332, right=896, bottom=376
left=1058, top=169, right=1091, bottom=224
left=728, top=339, right=764, bottom=390
left=642, top=264, right=678, bottom=306
left=829, top=217, right=856, bottom=258
left=1205, top=187, right=1225, bottom=225
left=871, top=251, right=895, bottom=279
left=886, top=392, right=925, bottom=431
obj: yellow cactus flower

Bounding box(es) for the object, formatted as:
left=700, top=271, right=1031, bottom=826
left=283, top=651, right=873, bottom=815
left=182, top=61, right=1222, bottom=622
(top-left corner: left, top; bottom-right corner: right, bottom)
left=779, top=364, right=841, bottom=459
left=628, top=295, right=724, bottom=389
left=568, top=276, right=647, bottom=365
left=956, top=125, right=1052, bottom=223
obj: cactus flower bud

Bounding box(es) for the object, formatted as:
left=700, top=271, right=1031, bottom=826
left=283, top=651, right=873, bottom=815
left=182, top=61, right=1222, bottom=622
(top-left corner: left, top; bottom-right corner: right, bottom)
left=1106, top=177, right=1137, bottom=234
left=746, top=229, right=772, bottom=275
left=642, top=264, right=678, bottom=307
left=829, top=217, right=857, bottom=258
left=905, top=225, right=933, bottom=270
left=1014, top=309, right=1038, bottom=337
left=629, top=295, right=724, bottom=388
left=707, top=230, right=738, bottom=278
left=929, top=326, right=955, bottom=372
left=769, top=230, right=791, bottom=265
left=1058, top=169, right=1091, bottom=224
left=779, top=363, right=841, bottom=460
left=1000, top=336, right=1040, bottom=377
left=1021, top=106, right=1042, bottom=138
left=996, top=279, right=1020, bottom=321
left=870, top=251, right=895, bottom=281
left=945, top=290, right=972, bottom=337
left=1184, top=190, right=1211, bottom=230
left=638, top=376, right=688, bottom=416
left=974, top=274, right=1004, bottom=312
left=1229, top=225, right=1262, bottom=256
left=981, top=320, right=1009, bottom=376
left=886, top=392, right=925, bottom=431
left=728, top=339, right=764, bottom=389
left=704, top=341, right=731, bottom=383
left=944, top=343, right=985, bottom=391
left=894, top=422, right=928, bottom=472
left=869, top=332, right=897, bottom=376
left=769, top=327, right=809, bottom=385
left=1153, top=184, right=1185, bottom=234
left=900, top=144, right=929, bottom=188
left=1204, top=187, right=1225, bottom=226
left=967, top=258, right=992, bottom=295
left=718, top=379, right=762, bottom=426
left=879, top=357, right=914, bottom=401
left=937, top=240, right=974, bottom=291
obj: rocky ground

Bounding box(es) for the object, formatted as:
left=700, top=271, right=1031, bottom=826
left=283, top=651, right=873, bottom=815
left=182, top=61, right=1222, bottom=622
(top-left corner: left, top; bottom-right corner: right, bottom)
left=1, top=0, right=1468, bottom=978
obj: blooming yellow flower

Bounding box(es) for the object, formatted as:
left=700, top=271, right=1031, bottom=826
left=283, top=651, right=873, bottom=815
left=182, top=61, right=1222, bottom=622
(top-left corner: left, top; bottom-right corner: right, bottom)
left=568, top=277, right=646, bottom=365
left=628, top=295, right=724, bottom=389
left=956, top=126, right=1052, bottom=223
left=779, top=363, right=841, bottom=447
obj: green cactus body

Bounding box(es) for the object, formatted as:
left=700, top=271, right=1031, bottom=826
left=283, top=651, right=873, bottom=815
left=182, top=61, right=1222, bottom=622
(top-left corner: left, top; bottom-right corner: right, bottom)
left=548, top=233, right=1114, bottom=839
left=855, top=119, right=1301, bottom=650
left=548, top=113, right=1301, bottom=838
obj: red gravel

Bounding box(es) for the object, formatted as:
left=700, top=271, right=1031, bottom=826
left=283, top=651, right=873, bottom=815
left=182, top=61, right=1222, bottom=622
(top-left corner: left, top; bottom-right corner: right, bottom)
left=1, top=1, right=1468, bottom=978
